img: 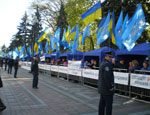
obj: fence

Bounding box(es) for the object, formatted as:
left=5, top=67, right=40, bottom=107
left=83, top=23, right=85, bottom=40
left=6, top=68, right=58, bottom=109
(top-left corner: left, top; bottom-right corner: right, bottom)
left=21, top=61, right=150, bottom=102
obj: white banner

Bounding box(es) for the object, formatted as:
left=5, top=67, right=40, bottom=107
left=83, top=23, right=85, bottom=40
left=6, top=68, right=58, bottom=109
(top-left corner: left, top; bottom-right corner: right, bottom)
left=114, top=72, right=129, bottom=85
left=51, top=65, right=59, bottom=72
left=68, top=61, right=82, bottom=76
left=58, top=66, right=68, bottom=74
left=21, top=66, right=30, bottom=71
left=130, top=73, right=150, bottom=89
left=44, top=65, right=51, bottom=71
left=39, top=64, right=45, bottom=70
left=82, top=69, right=99, bottom=80
left=40, top=56, right=45, bottom=61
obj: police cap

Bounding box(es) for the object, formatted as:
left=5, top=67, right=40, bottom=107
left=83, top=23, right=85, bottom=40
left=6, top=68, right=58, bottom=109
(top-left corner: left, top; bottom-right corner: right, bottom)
left=105, top=52, right=114, bottom=58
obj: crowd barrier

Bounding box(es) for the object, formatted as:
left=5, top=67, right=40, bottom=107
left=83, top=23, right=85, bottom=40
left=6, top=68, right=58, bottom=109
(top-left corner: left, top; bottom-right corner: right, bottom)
left=21, top=61, right=150, bottom=101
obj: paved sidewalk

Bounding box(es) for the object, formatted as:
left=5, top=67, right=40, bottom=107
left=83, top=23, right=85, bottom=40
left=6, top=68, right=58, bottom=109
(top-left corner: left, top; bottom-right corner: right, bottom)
left=0, top=68, right=150, bottom=115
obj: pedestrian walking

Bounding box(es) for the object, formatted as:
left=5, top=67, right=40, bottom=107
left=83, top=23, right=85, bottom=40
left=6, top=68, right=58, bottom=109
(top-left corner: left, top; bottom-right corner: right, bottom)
left=8, top=57, right=14, bottom=74
left=14, top=56, right=19, bottom=78
left=98, top=52, right=115, bottom=115
left=32, top=55, right=39, bottom=89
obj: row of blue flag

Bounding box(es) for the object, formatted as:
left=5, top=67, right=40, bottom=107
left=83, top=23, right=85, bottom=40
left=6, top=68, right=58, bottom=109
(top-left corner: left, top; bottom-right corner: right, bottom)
left=3, top=2, right=146, bottom=59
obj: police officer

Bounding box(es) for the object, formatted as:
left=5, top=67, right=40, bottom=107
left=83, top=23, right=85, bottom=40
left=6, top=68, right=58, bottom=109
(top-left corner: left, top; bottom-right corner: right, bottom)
left=98, top=52, right=115, bottom=115
left=32, top=55, right=39, bottom=89
left=14, top=56, right=19, bottom=78
left=5, top=56, right=8, bottom=71
left=8, top=56, right=14, bottom=74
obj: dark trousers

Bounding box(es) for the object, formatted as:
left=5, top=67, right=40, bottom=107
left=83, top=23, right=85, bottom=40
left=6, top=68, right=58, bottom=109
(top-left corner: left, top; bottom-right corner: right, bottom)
left=8, top=66, right=12, bottom=74
left=5, top=64, right=7, bottom=71
left=32, top=74, right=38, bottom=88
left=14, top=68, right=18, bottom=78
left=99, top=94, right=113, bottom=115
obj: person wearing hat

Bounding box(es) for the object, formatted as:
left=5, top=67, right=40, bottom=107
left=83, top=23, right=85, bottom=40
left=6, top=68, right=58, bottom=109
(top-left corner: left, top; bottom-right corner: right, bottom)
left=98, top=52, right=115, bottom=115
left=32, top=55, right=39, bottom=89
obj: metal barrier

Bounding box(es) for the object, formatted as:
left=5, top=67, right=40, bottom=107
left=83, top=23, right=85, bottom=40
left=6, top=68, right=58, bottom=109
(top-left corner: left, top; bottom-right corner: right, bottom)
left=113, top=68, right=130, bottom=96
left=130, top=70, right=150, bottom=101
left=22, top=62, right=150, bottom=102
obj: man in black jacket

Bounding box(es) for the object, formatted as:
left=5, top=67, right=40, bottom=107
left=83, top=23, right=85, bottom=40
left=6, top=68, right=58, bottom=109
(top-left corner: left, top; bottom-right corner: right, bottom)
left=5, top=56, right=8, bottom=71
left=8, top=57, right=14, bottom=74
left=98, top=52, right=115, bottom=115
left=14, top=56, right=19, bottom=78
left=32, top=55, right=39, bottom=89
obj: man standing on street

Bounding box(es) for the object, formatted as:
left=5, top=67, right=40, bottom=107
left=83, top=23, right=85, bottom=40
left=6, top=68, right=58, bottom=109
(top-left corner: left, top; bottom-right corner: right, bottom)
left=32, top=55, right=39, bottom=89
left=98, top=52, right=115, bottom=115
left=5, top=56, right=8, bottom=71
left=14, top=56, right=19, bottom=78
left=8, top=56, right=14, bottom=74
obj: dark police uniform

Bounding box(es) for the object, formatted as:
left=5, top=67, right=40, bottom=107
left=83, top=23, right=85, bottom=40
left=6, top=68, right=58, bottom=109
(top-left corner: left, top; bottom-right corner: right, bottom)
left=14, top=59, right=19, bottom=78
left=32, top=59, right=39, bottom=88
left=5, top=57, right=8, bottom=71
left=98, top=59, right=114, bottom=115
left=8, top=58, right=14, bottom=74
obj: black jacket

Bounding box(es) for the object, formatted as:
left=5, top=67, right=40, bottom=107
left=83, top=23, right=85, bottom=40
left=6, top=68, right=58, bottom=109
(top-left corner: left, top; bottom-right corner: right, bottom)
left=32, top=60, right=39, bottom=75
left=14, top=60, right=19, bottom=69
left=8, top=59, right=14, bottom=67
left=98, top=59, right=114, bottom=95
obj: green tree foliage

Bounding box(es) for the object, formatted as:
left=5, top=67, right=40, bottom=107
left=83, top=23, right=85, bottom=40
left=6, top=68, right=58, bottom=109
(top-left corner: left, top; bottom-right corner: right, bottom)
left=7, top=0, right=150, bottom=54
left=31, top=0, right=63, bottom=32
left=9, top=12, right=31, bottom=53
left=65, top=0, right=101, bottom=51
left=17, top=12, right=31, bottom=51
left=56, top=1, right=68, bottom=38
left=30, top=6, right=43, bottom=55
left=1, top=45, right=7, bottom=53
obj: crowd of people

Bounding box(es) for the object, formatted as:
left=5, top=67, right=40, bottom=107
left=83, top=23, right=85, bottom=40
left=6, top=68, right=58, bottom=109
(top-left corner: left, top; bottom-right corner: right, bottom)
left=0, top=54, right=150, bottom=114
left=112, top=58, right=150, bottom=74
left=39, top=56, right=150, bottom=74
left=44, top=58, right=68, bottom=66
left=0, top=56, right=19, bottom=77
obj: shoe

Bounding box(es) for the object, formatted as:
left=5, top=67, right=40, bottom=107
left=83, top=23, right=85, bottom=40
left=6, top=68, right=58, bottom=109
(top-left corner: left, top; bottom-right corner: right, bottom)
left=33, top=87, right=38, bottom=89
left=0, top=106, right=6, bottom=112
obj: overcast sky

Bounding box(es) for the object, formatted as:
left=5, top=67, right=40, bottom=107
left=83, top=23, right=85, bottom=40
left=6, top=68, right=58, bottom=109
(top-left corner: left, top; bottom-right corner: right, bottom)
left=0, top=0, right=32, bottom=48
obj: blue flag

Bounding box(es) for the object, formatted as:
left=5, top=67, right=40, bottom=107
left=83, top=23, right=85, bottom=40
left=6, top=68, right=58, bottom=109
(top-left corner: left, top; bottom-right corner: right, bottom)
left=54, top=27, right=61, bottom=52
left=72, top=25, right=79, bottom=52
left=122, top=13, right=129, bottom=34
left=48, top=35, right=55, bottom=51
left=115, top=10, right=124, bottom=49
left=121, top=4, right=146, bottom=51
left=108, top=10, right=115, bottom=45
left=81, top=24, right=90, bottom=45
left=96, top=16, right=106, bottom=34
left=61, top=28, right=66, bottom=42
left=81, top=1, right=102, bottom=25
left=27, top=46, right=32, bottom=56
left=20, top=45, right=25, bottom=57
left=97, top=12, right=110, bottom=45
left=14, top=47, right=19, bottom=56
left=38, top=42, right=43, bottom=55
